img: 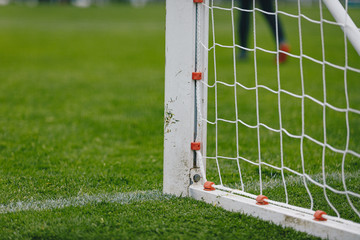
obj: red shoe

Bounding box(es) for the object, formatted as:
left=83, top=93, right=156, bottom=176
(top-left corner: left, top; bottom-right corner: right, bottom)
left=278, top=43, right=290, bottom=63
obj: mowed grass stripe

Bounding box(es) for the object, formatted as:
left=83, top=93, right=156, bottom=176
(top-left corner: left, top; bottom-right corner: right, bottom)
left=0, top=4, right=165, bottom=204
left=0, top=190, right=173, bottom=214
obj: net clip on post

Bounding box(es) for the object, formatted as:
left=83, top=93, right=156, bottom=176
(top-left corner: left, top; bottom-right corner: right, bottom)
left=204, top=181, right=215, bottom=191
left=314, top=210, right=327, bottom=221
left=256, top=195, right=269, bottom=205
left=192, top=72, right=202, bottom=80
left=191, top=142, right=201, bottom=151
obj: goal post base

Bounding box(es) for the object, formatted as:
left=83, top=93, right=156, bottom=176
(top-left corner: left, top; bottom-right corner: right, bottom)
left=189, top=184, right=360, bottom=240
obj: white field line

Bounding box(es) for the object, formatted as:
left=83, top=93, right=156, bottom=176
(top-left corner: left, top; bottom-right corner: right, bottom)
left=228, top=170, right=360, bottom=193
left=0, top=190, right=174, bottom=214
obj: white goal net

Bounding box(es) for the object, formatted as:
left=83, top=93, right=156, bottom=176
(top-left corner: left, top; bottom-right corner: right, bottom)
left=164, top=0, right=360, bottom=238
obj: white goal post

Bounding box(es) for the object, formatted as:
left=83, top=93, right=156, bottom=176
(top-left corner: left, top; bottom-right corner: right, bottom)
left=163, top=0, right=208, bottom=196
left=164, top=0, right=360, bottom=239
left=323, top=0, right=360, bottom=55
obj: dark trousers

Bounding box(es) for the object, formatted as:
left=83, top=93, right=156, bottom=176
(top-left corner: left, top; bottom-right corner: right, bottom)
left=239, top=0, right=285, bottom=48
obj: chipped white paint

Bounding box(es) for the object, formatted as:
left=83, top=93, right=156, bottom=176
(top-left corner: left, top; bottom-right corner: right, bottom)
left=163, top=0, right=196, bottom=196
left=163, top=0, right=209, bottom=196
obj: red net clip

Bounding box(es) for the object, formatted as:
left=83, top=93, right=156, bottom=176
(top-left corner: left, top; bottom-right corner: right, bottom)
left=314, top=210, right=327, bottom=221
left=256, top=195, right=269, bottom=205
left=191, top=142, right=201, bottom=151
left=193, top=0, right=203, bottom=3
left=204, top=181, right=215, bottom=191
left=192, top=72, right=202, bottom=80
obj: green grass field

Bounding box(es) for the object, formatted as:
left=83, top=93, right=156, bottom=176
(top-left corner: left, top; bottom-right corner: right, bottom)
left=0, top=2, right=358, bottom=239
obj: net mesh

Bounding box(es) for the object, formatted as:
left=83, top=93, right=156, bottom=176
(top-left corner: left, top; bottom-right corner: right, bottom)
left=197, top=0, right=360, bottom=222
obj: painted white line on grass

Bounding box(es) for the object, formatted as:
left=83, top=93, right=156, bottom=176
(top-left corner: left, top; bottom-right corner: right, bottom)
left=229, top=170, right=360, bottom=193
left=0, top=190, right=174, bottom=214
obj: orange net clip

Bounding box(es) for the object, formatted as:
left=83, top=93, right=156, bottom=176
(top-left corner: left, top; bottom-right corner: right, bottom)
left=192, top=72, right=202, bottom=80
left=256, top=195, right=269, bottom=205
left=314, top=210, right=327, bottom=221
left=204, top=181, right=215, bottom=191
left=191, top=142, right=201, bottom=151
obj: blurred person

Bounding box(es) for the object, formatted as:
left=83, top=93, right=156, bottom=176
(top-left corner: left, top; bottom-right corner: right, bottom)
left=0, top=0, right=10, bottom=5
left=130, top=0, right=148, bottom=7
left=238, top=0, right=290, bottom=63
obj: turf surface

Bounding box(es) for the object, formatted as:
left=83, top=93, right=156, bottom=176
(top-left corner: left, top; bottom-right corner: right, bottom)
left=0, top=1, right=357, bottom=239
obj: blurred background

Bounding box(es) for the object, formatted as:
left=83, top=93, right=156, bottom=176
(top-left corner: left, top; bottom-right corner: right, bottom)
left=0, top=0, right=359, bottom=8
left=0, top=0, right=164, bottom=8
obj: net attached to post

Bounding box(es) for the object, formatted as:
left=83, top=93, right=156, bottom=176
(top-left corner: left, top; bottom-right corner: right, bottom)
left=196, top=0, right=360, bottom=223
